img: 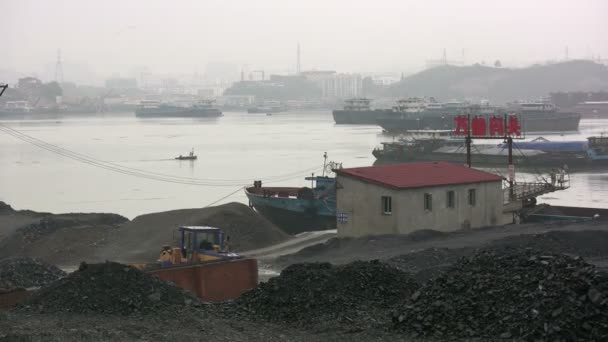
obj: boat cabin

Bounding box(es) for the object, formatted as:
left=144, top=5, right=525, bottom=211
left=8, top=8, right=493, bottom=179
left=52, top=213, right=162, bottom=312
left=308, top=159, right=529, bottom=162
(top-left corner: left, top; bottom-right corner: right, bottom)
left=138, top=100, right=161, bottom=109
left=343, top=98, right=372, bottom=111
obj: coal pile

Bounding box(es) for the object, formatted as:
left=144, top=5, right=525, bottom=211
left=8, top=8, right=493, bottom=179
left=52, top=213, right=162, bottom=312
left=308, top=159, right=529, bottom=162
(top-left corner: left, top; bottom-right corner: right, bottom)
left=23, top=261, right=200, bottom=315
left=393, top=248, right=608, bottom=341
left=0, top=257, right=66, bottom=289
left=236, top=260, right=418, bottom=329
left=490, top=230, right=608, bottom=258
left=386, top=247, right=474, bottom=282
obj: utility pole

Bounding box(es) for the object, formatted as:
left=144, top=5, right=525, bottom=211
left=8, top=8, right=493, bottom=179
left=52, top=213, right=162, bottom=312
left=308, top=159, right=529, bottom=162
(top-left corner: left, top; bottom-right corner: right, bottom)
left=55, top=49, right=64, bottom=83
left=466, top=113, right=471, bottom=167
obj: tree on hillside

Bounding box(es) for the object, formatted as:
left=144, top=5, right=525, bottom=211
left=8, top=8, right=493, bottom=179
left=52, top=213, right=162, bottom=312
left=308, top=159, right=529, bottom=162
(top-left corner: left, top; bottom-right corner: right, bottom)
left=494, top=60, right=502, bottom=68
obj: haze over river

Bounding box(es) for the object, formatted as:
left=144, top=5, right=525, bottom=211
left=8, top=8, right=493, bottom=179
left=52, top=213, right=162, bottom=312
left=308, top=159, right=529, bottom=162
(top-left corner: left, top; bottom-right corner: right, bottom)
left=1, top=111, right=607, bottom=219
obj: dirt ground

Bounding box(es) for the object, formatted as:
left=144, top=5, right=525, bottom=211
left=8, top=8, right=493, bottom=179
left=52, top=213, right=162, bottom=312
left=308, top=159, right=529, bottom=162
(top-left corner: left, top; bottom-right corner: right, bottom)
left=271, top=220, right=608, bottom=268
left=0, top=311, right=416, bottom=342
left=0, top=201, right=289, bottom=267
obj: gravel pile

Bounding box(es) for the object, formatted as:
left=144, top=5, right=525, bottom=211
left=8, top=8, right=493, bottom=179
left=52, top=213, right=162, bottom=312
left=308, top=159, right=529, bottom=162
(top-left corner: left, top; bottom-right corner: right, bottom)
left=490, top=230, right=608, bottom=258
left=18, top=214, right=127, bottom=243
left=393, top=248, right=608, bottom=341
left=23, top=261, right=201, bottom=315
left=385, top=247, right=473, bottom=282
left=236, top=260, right=418, bottom=330
left=0, top=257, right=66, bottom=289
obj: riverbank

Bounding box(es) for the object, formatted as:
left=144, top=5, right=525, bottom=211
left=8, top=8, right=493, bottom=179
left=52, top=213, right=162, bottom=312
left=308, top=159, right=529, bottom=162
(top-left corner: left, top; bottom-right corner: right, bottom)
left=2, top=202, right=608, bottom=341
left=0, top=201, right=289, bottom=266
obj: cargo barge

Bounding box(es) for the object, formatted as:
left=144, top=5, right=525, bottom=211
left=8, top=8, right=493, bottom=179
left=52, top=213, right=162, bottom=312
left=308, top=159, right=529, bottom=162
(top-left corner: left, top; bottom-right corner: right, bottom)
left=244, top=176, right=337, bottom=234
left=372, top=135, right=593, bottom=168
left=332, top=98, right=392, bottom=124
left=375, top=99, right=580, bottom=133
left=135, top=100, right=222, bottom=118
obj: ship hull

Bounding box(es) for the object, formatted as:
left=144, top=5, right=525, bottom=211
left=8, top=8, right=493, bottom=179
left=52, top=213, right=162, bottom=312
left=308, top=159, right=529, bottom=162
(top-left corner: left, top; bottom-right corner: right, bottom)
left=372, top=149, right=591, bottom=168
left=135, top=108, right=222, bottom=118
left=245, top=188, right=336, bottom=234
left=376, top=112, right=581, bottom=133
left=332, top=109, right=392, bottom=124
left=569, top=105, right=608, bottom=119
left=249, top=204, right=336, bottom=235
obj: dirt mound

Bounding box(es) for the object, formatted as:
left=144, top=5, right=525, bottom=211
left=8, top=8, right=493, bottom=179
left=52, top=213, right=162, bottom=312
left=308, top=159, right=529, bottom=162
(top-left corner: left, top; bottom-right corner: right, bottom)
left=235, top=260, right=418, bottom=330
left=0, top=257, right=66, bottom=289
left=393, top=248, right=608, bottom=340
left=17, top=214, right=127, bottom=243
left=103, top=202, right=289, bottom=263
left=0, top=213, right=128, bottom=265
left=23, top=262, right=201, bottom=315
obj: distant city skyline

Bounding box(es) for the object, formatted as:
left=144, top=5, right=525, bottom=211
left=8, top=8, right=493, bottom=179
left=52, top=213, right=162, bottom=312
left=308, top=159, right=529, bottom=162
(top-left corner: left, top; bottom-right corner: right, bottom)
left=2, top=0, right=607, bottom=85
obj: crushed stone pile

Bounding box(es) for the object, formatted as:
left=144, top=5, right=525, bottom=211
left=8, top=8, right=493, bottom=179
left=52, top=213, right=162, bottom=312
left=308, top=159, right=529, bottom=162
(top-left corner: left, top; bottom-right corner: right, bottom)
left=18, top=214, right=127, bottom=243
left=393, top=248, right=608, bottom=341
left=235, top=260, right=418, bottom=330
left=0, top=257, right=66, bottom=289
left=386, top=247, right=474, bottom=282
left=23, top=261, right=201, bottom=315
left=490, top=230, right=608, bottom=258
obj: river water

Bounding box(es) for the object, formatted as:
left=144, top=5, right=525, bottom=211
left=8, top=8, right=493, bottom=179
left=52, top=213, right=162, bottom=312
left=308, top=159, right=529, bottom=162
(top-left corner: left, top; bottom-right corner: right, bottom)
left=1, top=112, right=607, bottom=219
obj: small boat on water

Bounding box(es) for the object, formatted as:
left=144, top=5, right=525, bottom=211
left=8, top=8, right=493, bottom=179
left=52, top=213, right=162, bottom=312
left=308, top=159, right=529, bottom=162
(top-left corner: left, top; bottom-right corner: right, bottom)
left=176, top=149, right=197, bottom=160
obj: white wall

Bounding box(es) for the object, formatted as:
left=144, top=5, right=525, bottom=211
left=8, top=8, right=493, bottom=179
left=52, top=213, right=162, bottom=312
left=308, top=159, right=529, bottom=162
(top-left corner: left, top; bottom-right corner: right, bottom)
left=336, top=175, right=512, bottom=237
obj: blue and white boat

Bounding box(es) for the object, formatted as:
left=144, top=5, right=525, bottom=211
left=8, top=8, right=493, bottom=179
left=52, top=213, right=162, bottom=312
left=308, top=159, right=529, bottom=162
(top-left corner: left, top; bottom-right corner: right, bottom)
left=587, top=136, right=608, bottom=162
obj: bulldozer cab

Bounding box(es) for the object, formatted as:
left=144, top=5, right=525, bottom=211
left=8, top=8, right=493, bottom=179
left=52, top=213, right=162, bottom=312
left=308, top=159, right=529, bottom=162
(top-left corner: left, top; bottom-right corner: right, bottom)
left=179, top=226, right=234, bottom=263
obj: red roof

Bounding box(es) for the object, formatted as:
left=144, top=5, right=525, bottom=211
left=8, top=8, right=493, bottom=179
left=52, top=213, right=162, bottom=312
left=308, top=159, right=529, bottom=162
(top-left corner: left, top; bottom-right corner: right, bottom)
left=335, top=162, right=503, bottom=189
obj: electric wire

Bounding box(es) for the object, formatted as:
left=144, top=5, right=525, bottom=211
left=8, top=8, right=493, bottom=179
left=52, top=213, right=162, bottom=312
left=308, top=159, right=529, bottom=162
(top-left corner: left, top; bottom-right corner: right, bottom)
left=0, top=124, right=323, bottom=187
left=0, top=123, right=320, bottom=184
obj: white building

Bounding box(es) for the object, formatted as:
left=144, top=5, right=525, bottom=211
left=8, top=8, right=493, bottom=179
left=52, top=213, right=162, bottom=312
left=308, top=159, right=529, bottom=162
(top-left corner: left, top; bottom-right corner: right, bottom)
left=320, top=73, right=362, bottom=99
left=300, top=71, right=362, bottom=99
left=335, top=162, right=514, bottom=237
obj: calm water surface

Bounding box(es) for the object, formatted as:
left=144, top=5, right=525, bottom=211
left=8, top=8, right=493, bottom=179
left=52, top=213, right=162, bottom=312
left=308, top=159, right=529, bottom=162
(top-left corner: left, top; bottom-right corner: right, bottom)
left=1, top=112, right=607, bottom=219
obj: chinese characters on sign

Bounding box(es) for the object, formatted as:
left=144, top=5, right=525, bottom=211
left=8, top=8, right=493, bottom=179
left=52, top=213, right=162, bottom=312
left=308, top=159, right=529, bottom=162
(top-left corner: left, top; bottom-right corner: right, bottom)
left=453, top=115, right=522, bottom=137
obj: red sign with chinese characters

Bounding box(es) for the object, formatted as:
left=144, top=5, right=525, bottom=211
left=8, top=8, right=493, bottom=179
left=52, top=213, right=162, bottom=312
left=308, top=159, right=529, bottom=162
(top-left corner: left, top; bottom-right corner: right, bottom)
left=453, top=115, right=522, bottom=138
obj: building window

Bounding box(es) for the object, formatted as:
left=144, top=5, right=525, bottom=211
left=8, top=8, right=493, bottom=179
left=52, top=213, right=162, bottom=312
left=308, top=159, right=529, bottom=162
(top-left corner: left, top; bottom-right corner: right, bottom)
left=381, top=196, right=392, bottom=215
left=447, top=190, right=455, bottom=208
left=424, top=193, right=432, bottom=211
left=468, top=189, right=476, bottom=206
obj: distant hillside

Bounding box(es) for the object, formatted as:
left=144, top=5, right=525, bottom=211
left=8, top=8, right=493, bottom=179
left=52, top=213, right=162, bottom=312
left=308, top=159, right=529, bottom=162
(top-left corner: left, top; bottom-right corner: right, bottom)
left=387, top=61, right=608, bottom=104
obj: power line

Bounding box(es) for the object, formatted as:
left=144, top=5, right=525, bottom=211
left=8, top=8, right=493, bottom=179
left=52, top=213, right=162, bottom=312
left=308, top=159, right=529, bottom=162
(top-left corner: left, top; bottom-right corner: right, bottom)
left=0, top=124, right=318, bottom=183
left=204, top=186, right=245, bottom=207
left=0, top=124, right=323, bottom=187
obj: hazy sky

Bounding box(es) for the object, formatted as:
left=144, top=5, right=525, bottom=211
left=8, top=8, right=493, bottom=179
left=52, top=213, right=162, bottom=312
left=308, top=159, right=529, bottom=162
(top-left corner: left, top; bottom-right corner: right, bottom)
left=2, top=0, right=607, bottom=78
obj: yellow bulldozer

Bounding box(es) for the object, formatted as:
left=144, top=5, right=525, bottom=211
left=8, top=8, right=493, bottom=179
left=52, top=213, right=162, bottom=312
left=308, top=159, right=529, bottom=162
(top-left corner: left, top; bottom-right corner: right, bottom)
left=139, top=226, right=258, bottom=302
